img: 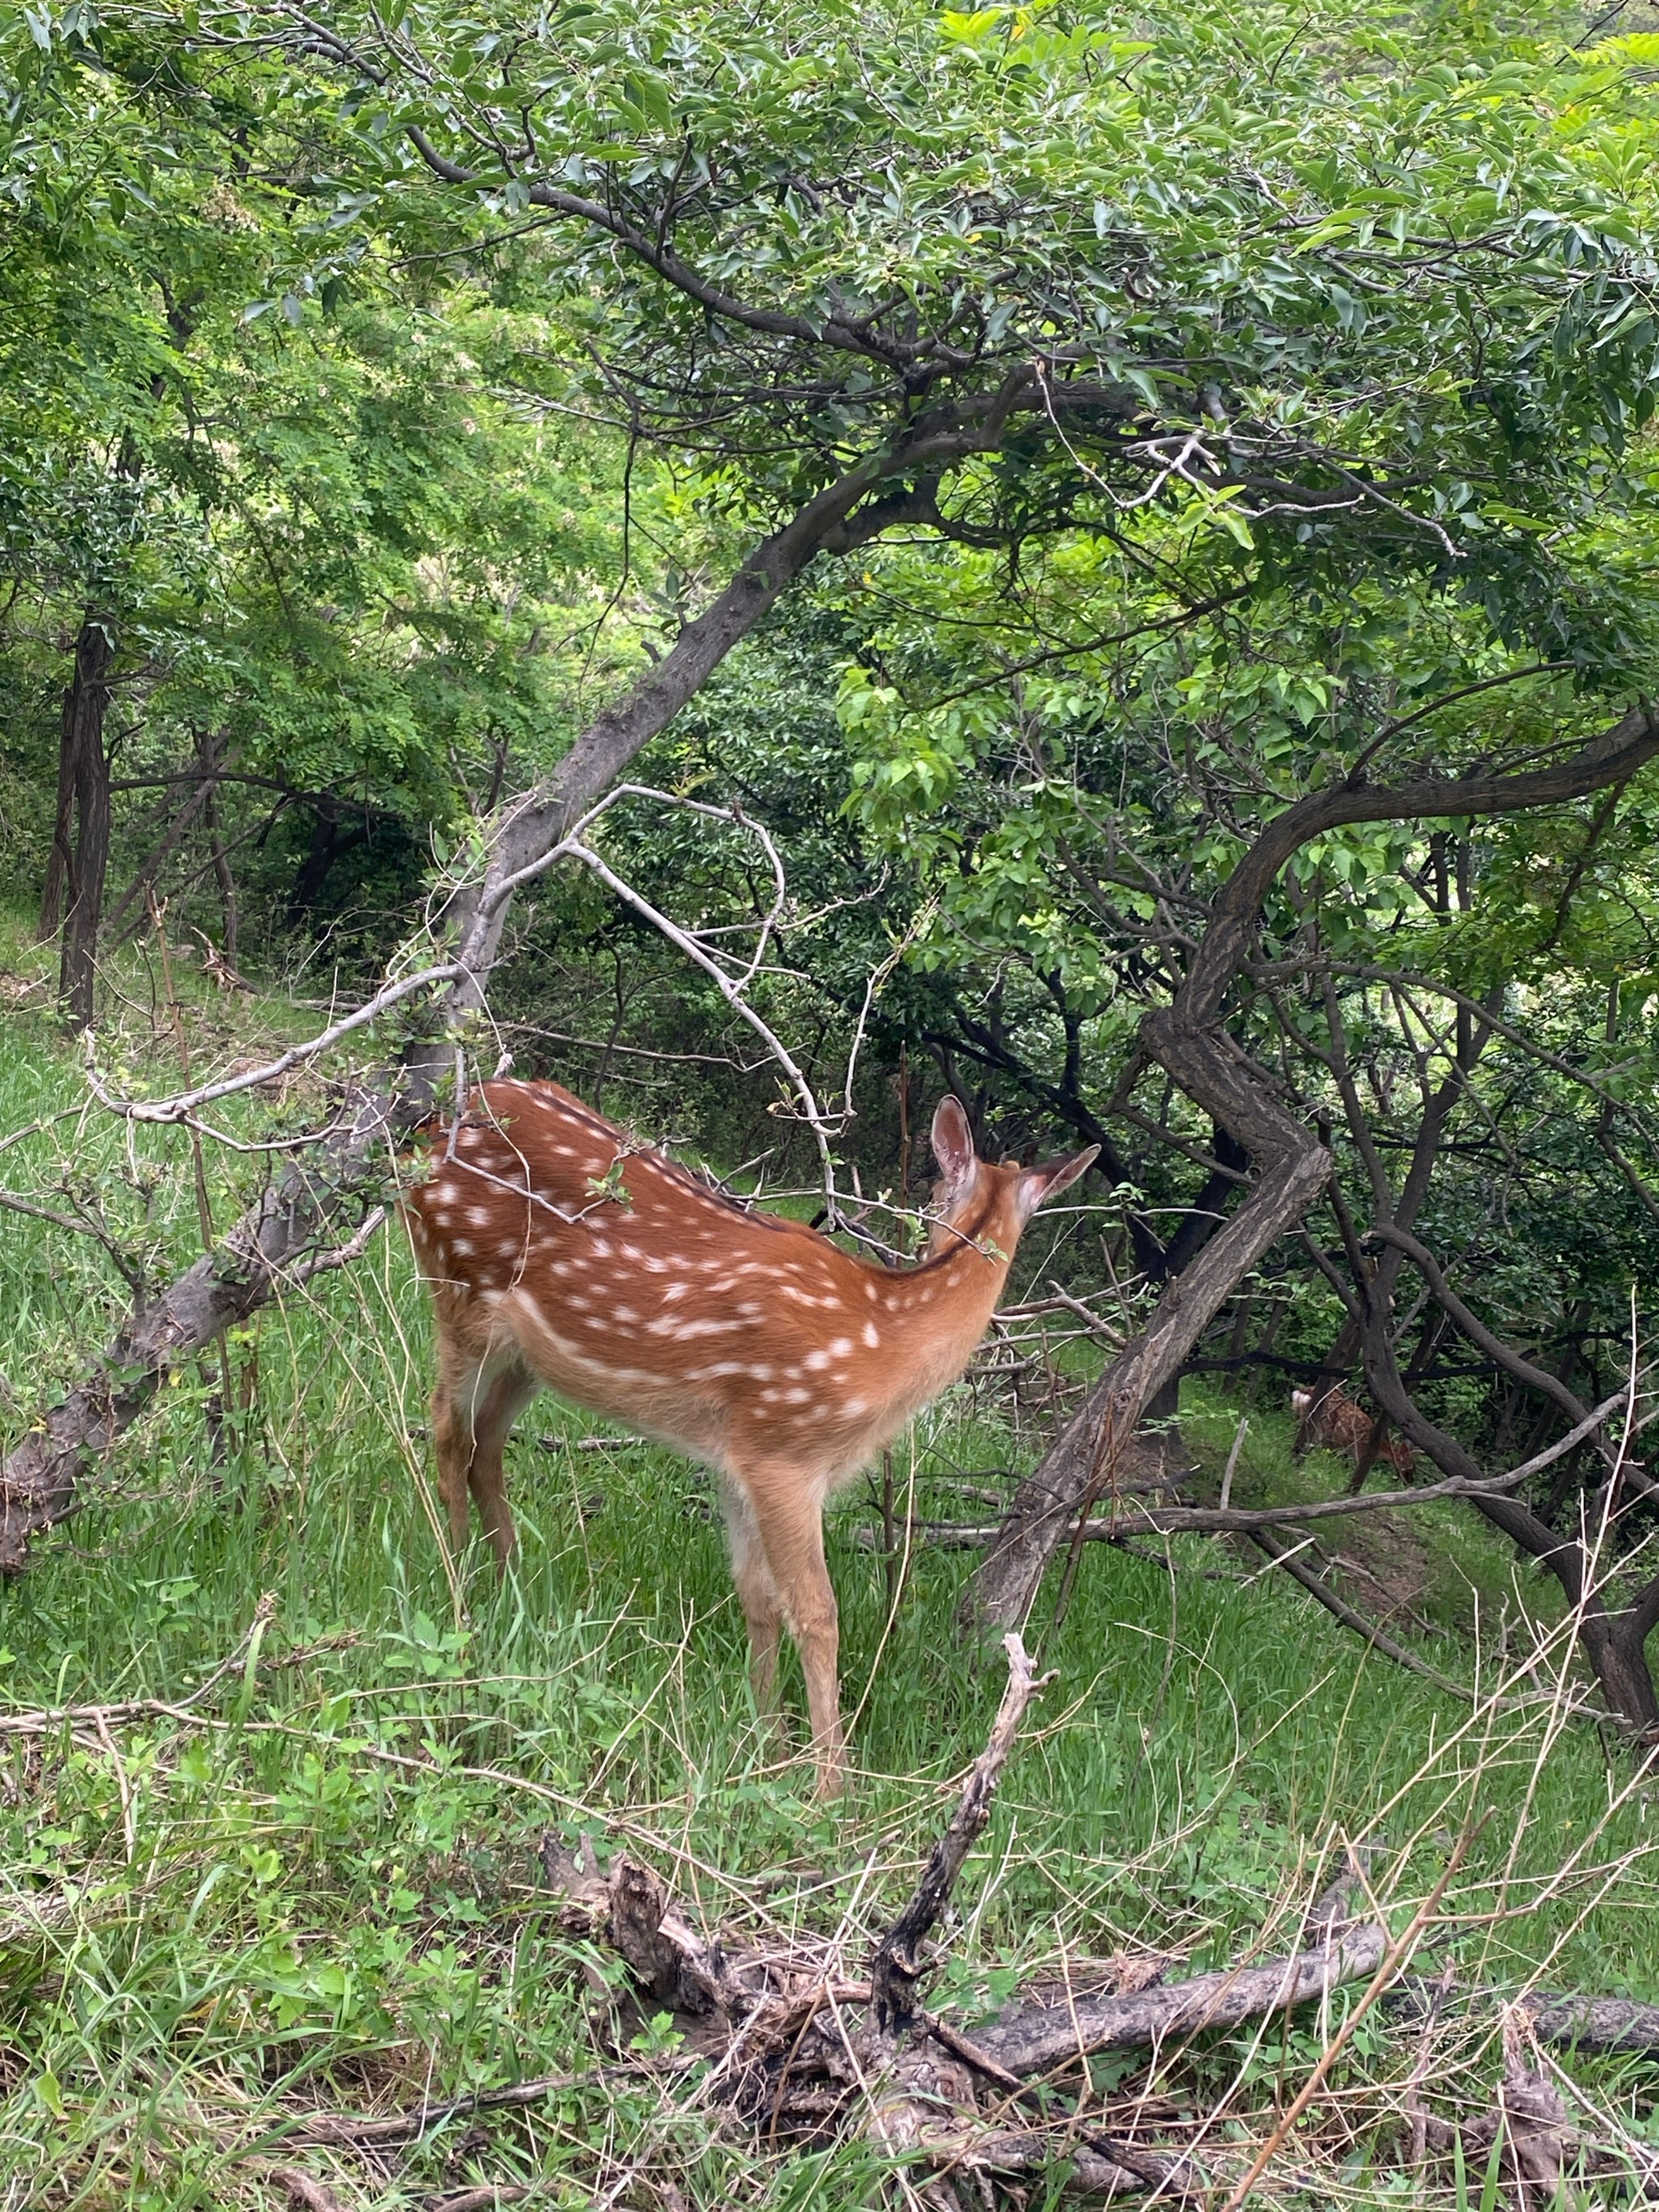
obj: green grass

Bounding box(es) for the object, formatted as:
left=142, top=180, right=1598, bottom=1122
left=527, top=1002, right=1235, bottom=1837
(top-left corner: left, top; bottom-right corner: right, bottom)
left=3, top=923, right=1659, bottom=2208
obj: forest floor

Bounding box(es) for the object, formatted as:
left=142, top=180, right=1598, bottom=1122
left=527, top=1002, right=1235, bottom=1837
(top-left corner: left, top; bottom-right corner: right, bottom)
left=2, top=913, right=1658, bottom=2210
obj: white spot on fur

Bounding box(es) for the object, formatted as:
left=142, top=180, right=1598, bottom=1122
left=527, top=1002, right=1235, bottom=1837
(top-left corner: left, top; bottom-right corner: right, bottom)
left=451, top=1237, right=476, bottom=1257
left=863, top=1322, right=881, bottom=1348
left=467, top=1206, right=493, bottom=1229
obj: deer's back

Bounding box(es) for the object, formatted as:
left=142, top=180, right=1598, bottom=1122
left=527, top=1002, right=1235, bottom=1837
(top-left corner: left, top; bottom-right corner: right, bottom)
left=406, top=1080, right=970, bottom=1482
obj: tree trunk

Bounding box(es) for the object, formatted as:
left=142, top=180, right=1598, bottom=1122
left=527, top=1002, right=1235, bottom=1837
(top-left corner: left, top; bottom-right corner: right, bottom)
left=1354, top=1268, right=1659, bottom=1734
left=200, top=727, right=239, bottom=969
left=39, top=660, right=82, bottom=940
left=1580, top=1608, right=1659, bottom=1736
left=39, top=614, right=112, bottom=950
left=968, top=1022, right=1331, bottom=1630
left=287, top=797, right=368, bottom=922
left=969, top=703, right=1659, bottom=1632
left=104, top=738, right=234, bottom=948
left=54, top=617, right=116, bottom=1025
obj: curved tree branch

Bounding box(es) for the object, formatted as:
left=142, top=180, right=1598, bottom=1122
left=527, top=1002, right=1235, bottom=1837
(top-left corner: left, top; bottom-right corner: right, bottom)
left=969, top=701, right=1659, bottom=1629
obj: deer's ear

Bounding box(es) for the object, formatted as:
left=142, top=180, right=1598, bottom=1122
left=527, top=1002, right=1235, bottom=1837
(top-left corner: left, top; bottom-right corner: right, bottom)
left=1017, top=1143, right=1098, bottom=1220
left=930, top=1095, right=976, bottom=1188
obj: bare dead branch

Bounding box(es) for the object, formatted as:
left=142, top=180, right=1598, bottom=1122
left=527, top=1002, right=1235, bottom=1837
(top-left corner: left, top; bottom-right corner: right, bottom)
left=869, top=1633, right=1049, bottom=2033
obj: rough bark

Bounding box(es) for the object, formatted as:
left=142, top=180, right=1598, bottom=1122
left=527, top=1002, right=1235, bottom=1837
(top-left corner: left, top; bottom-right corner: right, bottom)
left=42, top=617, right=115, bottom=1022
left=0, top=460, right=959, bottom=1570
left=1526, top=1992, right=1659, bottom=2052
left=970, top=702, right=1659, bottom=1630
left=975, top=1911, right=1386, bottom=2075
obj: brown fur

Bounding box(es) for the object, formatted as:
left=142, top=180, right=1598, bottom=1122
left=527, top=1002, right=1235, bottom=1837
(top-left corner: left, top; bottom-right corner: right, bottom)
left=1290, top=1383, right=1415, bottom=1479
left=404, top=1079, right=1095, bottom=1792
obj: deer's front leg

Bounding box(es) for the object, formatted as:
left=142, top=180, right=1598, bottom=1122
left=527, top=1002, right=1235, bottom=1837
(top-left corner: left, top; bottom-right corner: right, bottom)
left=465, top=1358, right=539, bottom=1572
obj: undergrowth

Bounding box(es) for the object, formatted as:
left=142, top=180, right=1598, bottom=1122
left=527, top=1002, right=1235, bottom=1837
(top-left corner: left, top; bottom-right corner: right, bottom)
left=2, top=920, right=1658, bottom=2209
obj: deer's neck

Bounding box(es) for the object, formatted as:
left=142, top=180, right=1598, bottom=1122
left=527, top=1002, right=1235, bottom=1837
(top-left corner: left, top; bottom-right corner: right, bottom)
left=855, top=1229, right=1012, bottom=1422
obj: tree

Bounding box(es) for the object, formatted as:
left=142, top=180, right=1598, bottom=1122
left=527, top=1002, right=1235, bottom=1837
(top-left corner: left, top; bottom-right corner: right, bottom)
left=3, top=0, right=1658, bottom=1612
left=0, top=19, right=632, bottom=997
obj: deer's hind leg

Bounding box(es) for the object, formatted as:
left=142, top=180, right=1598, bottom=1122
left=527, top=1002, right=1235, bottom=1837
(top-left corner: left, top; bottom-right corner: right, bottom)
left=432, top=1334, right=539, bottom=1570
left=740, top=1467, right=842, bottom=1796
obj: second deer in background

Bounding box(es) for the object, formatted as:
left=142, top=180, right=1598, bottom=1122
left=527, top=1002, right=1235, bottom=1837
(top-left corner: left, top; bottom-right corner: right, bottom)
left=405, top=1079, right=1097, bottom=1795
left=1291, top=1381, right=1416, bottom=1489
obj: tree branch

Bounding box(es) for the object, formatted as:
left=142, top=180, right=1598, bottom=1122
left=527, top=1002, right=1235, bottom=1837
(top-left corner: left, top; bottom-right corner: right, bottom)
left=970, top=702, right=1659, bottom=1629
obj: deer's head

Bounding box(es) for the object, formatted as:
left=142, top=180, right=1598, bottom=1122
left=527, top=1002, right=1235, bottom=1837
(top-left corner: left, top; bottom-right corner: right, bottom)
left=923, top=1095, right=1098, bottom=1264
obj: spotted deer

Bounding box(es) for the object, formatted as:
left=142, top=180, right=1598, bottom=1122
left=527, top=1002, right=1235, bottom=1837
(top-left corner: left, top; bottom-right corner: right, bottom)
left=1290, top=1381, right=1415, bottom=1484
left=404, top=1078, right=1096, bottom=1792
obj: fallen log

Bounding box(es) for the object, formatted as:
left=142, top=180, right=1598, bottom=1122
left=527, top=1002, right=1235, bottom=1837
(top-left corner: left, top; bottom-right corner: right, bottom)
left=1525, top=1991, right=1659, bottom=2053
left=975, top=1887, right=1385, bottom=2077
left=1418, top=2011, right=1659, bottom=2198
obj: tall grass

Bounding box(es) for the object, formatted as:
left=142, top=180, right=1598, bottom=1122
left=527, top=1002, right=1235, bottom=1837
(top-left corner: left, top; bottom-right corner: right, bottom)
left=2, top=924, right=1657, bottom=2207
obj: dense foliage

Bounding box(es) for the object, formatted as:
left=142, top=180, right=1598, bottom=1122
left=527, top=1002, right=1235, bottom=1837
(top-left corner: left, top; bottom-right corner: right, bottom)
left=8, top=1, right=1659, bottom=2204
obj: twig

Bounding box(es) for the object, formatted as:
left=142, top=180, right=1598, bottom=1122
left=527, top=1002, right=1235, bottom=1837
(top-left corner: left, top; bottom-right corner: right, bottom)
left=268, top=2169, right=348, bottom=2212
left=283, top=1206, right=387, bottom=1288
left=424, top=2189, right=535, bottom=2212
left=284, top=2073, right=594, bottom=2148
left=868, top=1633, right=1051, bottom=2032
left=1219, top=1414, right=1247, bottom=1513
left=0, top=1599, right=356, bottom=1739
left=912, top=1387, right=1644, bottom=1549
left=82, top=964, right=463, bottom=1121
